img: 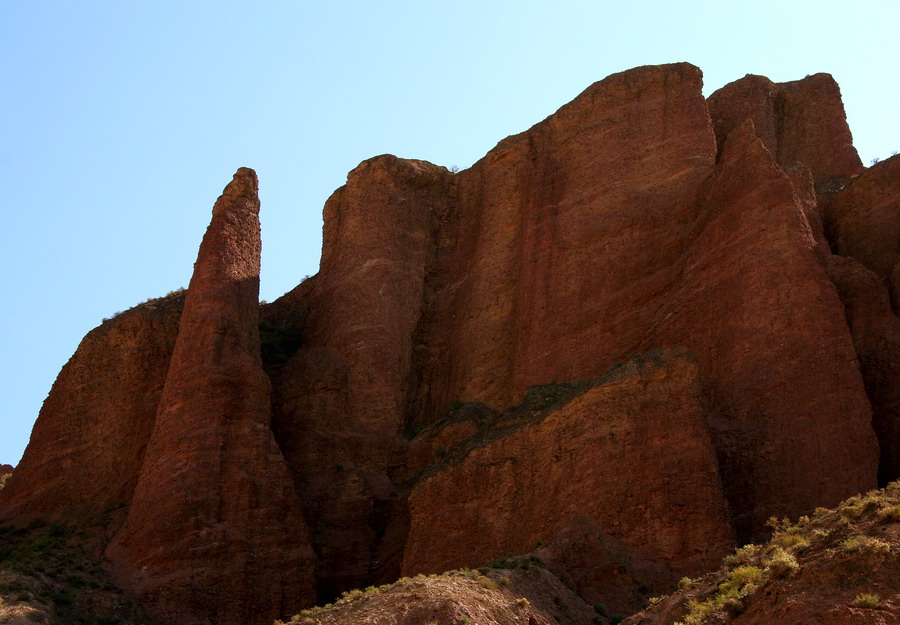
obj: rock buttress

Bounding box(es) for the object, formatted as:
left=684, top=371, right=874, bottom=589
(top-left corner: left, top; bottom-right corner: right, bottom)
left=403, top=64, right=876, bottom=540
left=824, top=154, right=900, bottom=308
left=106, top=169, right=315, bottom=625
left=271, top=156, right=454, bottom=598
left=408, top=63, right=718, bottom=418
left=655, top=120, right=877, bottom=538
left=0, top=294, right=183, bottom=527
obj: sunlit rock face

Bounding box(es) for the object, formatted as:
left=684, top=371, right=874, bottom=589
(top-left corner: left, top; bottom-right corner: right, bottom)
left=2, top=64, right=894, bottom=623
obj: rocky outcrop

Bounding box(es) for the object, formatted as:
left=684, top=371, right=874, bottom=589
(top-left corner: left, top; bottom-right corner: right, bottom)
left=3, top=63, right=897, bottom=624
left=410, top=63, right=717, bottom=418
left=404, top=351, right=733, bottom=611
left=0, top=294, right=183, bottom=527
left=665, top=119, right=876, bottom=537
left=277, top=564, right=598, bottom=625
left=706, top=73, right=863, bottom=184
left=105, top=169, right=315, bottom=625
left=271, top=156, right=454, bottom=597
left=819, top=155, right=900, bottom=484
left=824, top=155, right=900, bottom=307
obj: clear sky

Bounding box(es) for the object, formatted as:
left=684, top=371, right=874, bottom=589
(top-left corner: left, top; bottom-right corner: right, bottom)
left=1, top=1, right=898, bottom=465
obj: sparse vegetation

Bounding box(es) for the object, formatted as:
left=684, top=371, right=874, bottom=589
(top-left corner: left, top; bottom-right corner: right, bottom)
left=647, top=482, right=900, bottom=625
left=102, top=287, right=186, bottom=323
left=723, top=544, right=760, bottom=568
left=853, top=592, right=881, bottom=608
left=840, top=535, right=890, bottom=555
left=880, top=504, right=900, bottom=522
left=763, top=547, right=799, bottom=578
left=0, top=522, right=149, bottom=624
left=678, top=564, right=765, bottom=624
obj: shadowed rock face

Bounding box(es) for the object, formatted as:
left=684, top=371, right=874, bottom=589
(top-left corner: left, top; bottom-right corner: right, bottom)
left=270, top=156, right=454, bottom=598
left=105, top=169, right=315, bottom=625
left=827, top=256, right=900, bottom=484
left=825, top=155, right=900, bottom=304
left=664, top=119, right=876, bottom=538
left=2, top=63, right=896, bottom=622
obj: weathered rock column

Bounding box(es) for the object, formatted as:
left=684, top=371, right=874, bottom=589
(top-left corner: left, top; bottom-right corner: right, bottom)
left=106, top=168, right=315, bottom=625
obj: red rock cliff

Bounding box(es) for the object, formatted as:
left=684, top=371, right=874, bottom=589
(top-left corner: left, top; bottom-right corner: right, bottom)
left=105, top=169, right=315, bottom=625
left=0, top=294, right=183, bottom=527
left=404, top=350, right=732, bottom=588
left=2, top=63, right=896, bottom=622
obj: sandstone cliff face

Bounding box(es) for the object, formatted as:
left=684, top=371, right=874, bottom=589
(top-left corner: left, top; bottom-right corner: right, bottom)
left=404, top=351, right=732, bottom=606
left=2, top=63, right=897, bottom=624
left=412, top=64, right=717, bottom=417
left=271, top=156, right=454, bottom=597
left=106, top=169, right=315, bottom=625
left=663, top=118, right=876, bottom=537
left=825, top=154, right=900, bottom=304
left=706, top=73, right=863, bottom=184
left=0, top=294, right=183, bottom=527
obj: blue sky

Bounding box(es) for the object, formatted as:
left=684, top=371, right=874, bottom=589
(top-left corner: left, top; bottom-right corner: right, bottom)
left=1, top=1, right=898, bottom=465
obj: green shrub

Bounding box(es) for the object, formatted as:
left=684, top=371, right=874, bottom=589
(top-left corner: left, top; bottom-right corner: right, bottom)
left=764, top=547, right=799, bottom=578
left=880, top=504, right=900, bottom=522
left=841, top=535, right=890, bottom=554
left=772, top=531, right=810, bottom=552
left=853, top=592, right=881, bottom=608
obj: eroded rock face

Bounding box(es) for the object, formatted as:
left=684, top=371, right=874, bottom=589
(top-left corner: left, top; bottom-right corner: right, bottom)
left=824, top=155, right=900, bottom=305
left=827, top=256, right=900, bottom=484
left=707, top=73, right=863, bottom=183
left=271, top=156, right=454, bottom=597
left=404, top=351, right=733, bottom=600
left=662, top=119, right=877, bottom=537
left=0, top=295, right=183, bottom=527
left=106, top=169, right=315, bottom=625
left=411, top=63, right=717, bottom=418
left=4, top=63, right=896, bottom=622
